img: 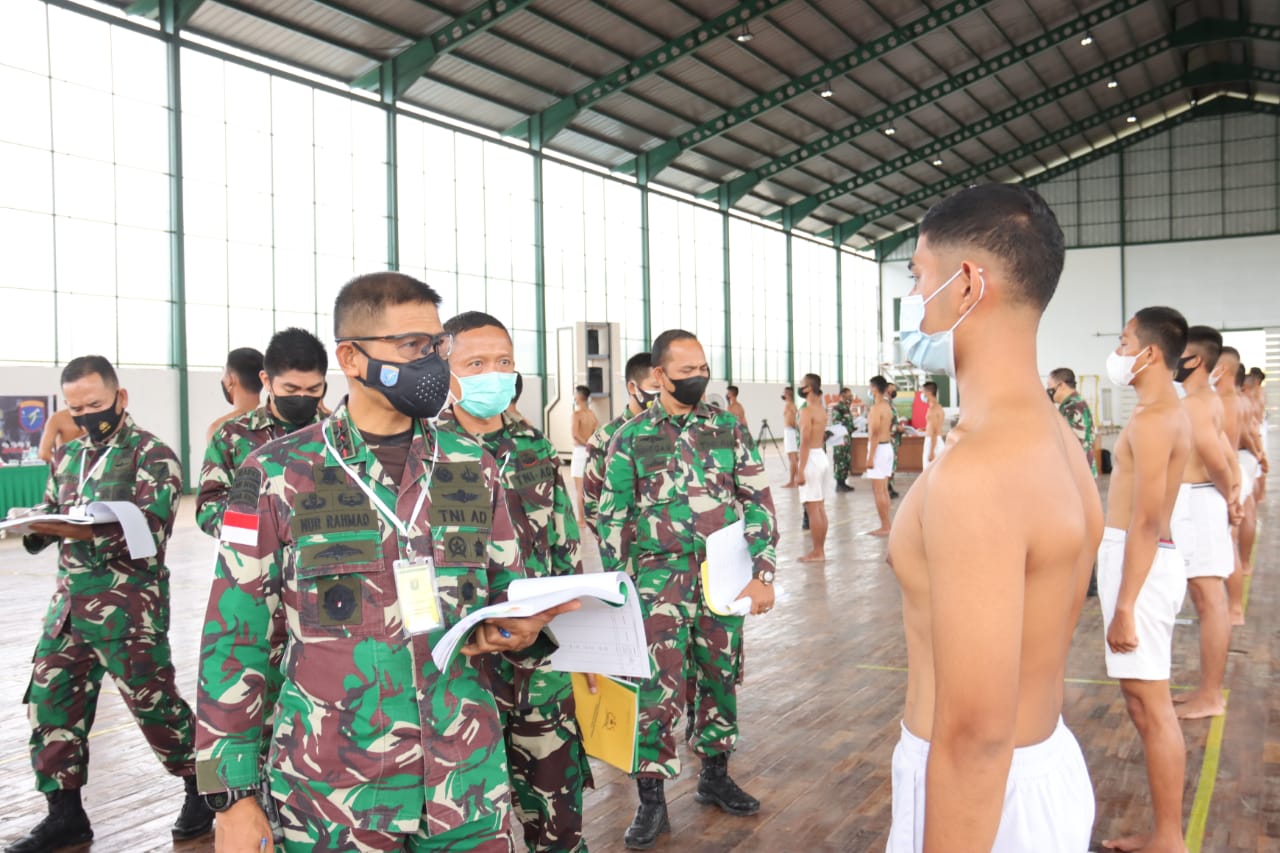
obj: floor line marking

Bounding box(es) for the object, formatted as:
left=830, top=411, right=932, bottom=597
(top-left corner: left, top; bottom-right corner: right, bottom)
left=1185, top=689, right=1229, bottom=852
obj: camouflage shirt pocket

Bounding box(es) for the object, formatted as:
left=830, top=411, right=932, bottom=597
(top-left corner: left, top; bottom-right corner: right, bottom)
left=434, top=564, right=487, bottom=627
left=293, top=531, right=389, bottom=640
left=636, top=454, right=680, bottom=507
left=432, top=525, right=490, bottom=568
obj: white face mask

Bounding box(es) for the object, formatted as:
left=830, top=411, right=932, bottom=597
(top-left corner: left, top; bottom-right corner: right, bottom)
left=898, top=267, right=985, bottom=378
left=1106, top=347, right=1152, bottom=387
left=1173, top=381, right=1188, bottom=399
left=1208, top=367, right=1223, bottom=389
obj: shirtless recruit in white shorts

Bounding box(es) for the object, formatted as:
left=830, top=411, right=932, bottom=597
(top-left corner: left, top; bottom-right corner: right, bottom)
left=887, top=185, right=1098, bottom=852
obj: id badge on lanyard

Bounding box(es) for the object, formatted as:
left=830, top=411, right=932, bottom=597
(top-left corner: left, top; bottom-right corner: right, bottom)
left=392, top=554, right=443, bottom=635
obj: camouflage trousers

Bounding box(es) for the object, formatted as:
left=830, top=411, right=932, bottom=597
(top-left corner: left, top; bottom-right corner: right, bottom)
left=489, top=660, right=592, bottom=853
left=280, top=799, right=513, bottom=853
left=633, top=557, right=744, bottom=779
left=24, top=630, right=195, bottom=792
left=832, top=442, right=852, bottom=484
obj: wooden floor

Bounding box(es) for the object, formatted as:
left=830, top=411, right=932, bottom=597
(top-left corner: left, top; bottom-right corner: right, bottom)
left=0, top=440, right=1276, bottom=853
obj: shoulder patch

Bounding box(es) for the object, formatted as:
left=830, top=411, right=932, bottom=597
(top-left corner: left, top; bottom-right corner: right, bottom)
left=227, top=466, right=264, bottom=511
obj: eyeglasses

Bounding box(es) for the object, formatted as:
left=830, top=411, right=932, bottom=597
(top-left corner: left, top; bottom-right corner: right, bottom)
left=338, top=331, right=453, bottom=360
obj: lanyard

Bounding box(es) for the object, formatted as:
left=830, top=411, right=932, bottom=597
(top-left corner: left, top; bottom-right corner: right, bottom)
left=77, top=445, right=115, bottom=503
left=321, top=421, right=435, bottom=557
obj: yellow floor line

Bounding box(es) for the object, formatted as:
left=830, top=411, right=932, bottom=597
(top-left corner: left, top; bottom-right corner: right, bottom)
left=0, top=720, right=137, bottom=767
left=853, top=664, right=1195, bottom=691
left=1185, top=690, right=1229, bottom=852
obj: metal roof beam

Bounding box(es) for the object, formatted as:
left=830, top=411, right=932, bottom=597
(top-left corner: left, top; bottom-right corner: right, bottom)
left=704, top=0, right=1149, bottom=210
left=504, top=0, right=795, bottom=149
left=821, top=64, right=1269, bottom=244
left=617, top=0, right=995, bottom=182
left=125, top=0, right=206, bottom=30
left=864, top=96, right=1279, bottom=254
left=351, top=0, right=538, bottom=102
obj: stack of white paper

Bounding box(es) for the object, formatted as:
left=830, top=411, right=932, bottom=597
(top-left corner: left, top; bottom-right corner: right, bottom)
left=0, top=501, right=156, bottom=559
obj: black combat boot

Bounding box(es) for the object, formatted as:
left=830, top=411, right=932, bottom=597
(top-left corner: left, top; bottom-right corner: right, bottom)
left=171, top=775, right=215, bottom=840
left=694, top=753, right=760, bottom=816
left=623, top=778, right=669, bottom=849
left=801, top=508, right=810, bottom=530
left=6, top=789, right=93, bottom=853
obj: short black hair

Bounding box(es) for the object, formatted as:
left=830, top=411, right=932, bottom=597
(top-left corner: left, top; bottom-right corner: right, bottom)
left=1049, top=368, right=1077, bottom=389
left=62, top=355, right=118, bottom=389
left=840, top=386, right=851, bottom=395
left=512, top=372, right=523, bottom=403
left=443, top=310, right=509, bottom=340
left=226, top=347, right=264, bottom=393
left=652, top=329, right=699, bottom=368
left=264, top=328, right=327, bottom=378
left=726, top=385, right=739, bottom=396
left=1219, top=346, right=1240, bottom=362
left=1185, top=326, right=1223, bottom=373
left=802, top=373, right=821, bottom=395
left=869, top=375, right=888, bottom=394
left=1132, top=306, right=1188, bottom=370
left=783, top=386, right=794, bottom=396
left=334, top=272, right=442, bottom=338
left=1249, top=367, right=1265, bottom=381
left=1235, top=364, right=1247, bottom=388
left=923, top=381, right=938, bottom=395
left=918, top=183, right=1065, bottom=311
left=625, top=352, right=652, bottom=386
left=574, top=385, right=591, bottom=399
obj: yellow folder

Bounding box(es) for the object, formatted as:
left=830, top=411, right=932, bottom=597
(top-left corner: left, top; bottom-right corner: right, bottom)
left=572, top=672, right=639, bottom=773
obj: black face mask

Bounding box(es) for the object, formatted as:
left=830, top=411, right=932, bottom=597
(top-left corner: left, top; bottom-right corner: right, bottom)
left=273, top=394, right=322, bottom=426
left=887, top=391, right=897, bottom=400
left=1047, top=388, right=1057, bottom=402
left=221, top=382, right=234, bottom=406
left=630, top=384, right=658, bottom=410
left=74, top=394, right=124, bottom=444
left=665, top=374, right=709, bottom=407
left=353, top=343, right=451, bottom=419
left=1174, top=355, right=1198, bottom=384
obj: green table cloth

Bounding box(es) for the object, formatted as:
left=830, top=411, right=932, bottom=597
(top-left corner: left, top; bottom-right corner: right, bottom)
left=0, top=464, right=50, bottom=519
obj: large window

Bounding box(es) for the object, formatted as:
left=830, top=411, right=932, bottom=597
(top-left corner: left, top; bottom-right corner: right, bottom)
left=841, top=250, right=881, bottom=386
left=181, top=50, right=387, bottom=367
left=790, top=236, right=838, bottom=384
left=647, top=194, right=726, bottom=375
left=727, top=217, right=787, bottom=383
left=398, top=117, right=538, bottom=368
left=0, top=4, right=171, bottom=366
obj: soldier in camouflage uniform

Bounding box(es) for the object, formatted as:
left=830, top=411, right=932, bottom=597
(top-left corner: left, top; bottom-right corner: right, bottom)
left=886, top=383, right=904, bottom=498
left=1048, top=367, right=1097, bottom=476
left=581, top=351, right=659, bottom=532
left=595, top=329, right=778, bottom=850
left=830, top=387, right=856, bottom=491
left=197, top=327, right=330, bottom=537
left=437, top=311, right=591, bottom=853
left=10, top=355, right=212, bottom=853
left=196, top=273, right=571, bottom=853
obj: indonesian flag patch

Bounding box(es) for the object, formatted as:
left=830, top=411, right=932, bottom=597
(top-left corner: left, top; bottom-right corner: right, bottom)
left=220, top=509, right=260, bottom=547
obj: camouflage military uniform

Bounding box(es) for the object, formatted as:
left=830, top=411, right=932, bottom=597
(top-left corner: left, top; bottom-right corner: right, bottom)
left=581, top=409, right=633, bottom=531
left=1058, top=392, right=1097, bottom=476
left=596, top=400, right=778, bottom=779
left=830, top=402, right=855, bottom=485
left=441, top=410, right=592, bottom=853
left=20, top=414, right=194, bottom=793
left=195, top=402, right=539, bottom=853
left=196, top=403, right=322, bottom=537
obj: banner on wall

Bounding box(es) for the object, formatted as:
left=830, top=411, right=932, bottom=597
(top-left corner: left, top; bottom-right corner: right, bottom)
left=0, top=396, right=56, bottom=463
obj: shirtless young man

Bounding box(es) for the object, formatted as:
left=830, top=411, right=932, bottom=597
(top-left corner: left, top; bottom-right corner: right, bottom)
left=1099, top=306, right=1191, bottom=853
left=1243, top=369, right=1269, bottom=507
left=921, top=381, right=945, bottom=470
left=863, top=376, right=893, bottom=536
left=796, top=373, right=831, bottom=562
left=570, top=384, right=598, bottom=524
left=1169, top=327, right=1238, bottom=721
left=781, top=387, right=799, bottom=487
left=1217, top=349, right=1250, bottom=624
left=726, top=385, right=747, bottom=424
left=205, top=347, right=263, bottom=442
left=887, top=184, right=1098, bottom=852
left=36, top=408, right=85, bottom=464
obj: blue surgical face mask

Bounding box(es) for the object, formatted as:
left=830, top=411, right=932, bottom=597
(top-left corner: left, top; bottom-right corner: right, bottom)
left=457, top=371, right=517, bottom=420
left=898, top=267, right=985, bottom=378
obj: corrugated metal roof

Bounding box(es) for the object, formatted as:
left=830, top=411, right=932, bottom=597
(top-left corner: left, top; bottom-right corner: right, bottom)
left=100, top=0, right=1276, bottom=246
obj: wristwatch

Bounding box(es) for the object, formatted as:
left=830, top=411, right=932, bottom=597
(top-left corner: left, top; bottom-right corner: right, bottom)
left=203, top=787, right=257, bottom=813
left=755, top=569, right=775, bottom=585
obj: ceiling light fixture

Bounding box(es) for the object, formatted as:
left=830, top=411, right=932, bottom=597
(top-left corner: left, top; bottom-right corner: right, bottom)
left=1126, top=115, right=1137, bottom=123
left=1080, top=35, right=1094, bottom=46
left=735, top=23, right=753, bottom=43
left=819, top=85, right=834, bottom=98
left=1106, top=80, right=1119, bottom=89
left=932, top=158, right=944, bottom=166
left=884, top=127, right=896, bottom=136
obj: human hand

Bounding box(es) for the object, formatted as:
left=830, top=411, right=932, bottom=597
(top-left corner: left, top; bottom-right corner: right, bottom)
left=1106, top=608, right=1138, bottom=654
left=461, top=600, right=582, bottom=656
left=214, top=797, right=273, bottom=853
left=28, top=521, right=94, bottom=541
left=739, top=578, right=776, bottom=615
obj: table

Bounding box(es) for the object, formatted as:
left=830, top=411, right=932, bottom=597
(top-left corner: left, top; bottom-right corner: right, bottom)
left=848, top=436, right=924, bottom=474
left=0, top=464, right=50, bottom=518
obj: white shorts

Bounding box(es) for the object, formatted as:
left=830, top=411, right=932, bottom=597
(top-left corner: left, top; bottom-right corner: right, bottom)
left=1171, top=484, right=1233, bottom=579
left=783, top=427, right=799, bottom=454
left=921, top=435, right=944, bottom=471
left=798, top=449, right=833, bottom=503
left=887, top=717, right=1094, bottom=853
left=863, top=442, right=894, bottom=480
left=1238, top=449, right=1259, bottom=499
left=1097, top=528, right=1186, bottom=681
left=570, top=445, right=588, bottom=478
